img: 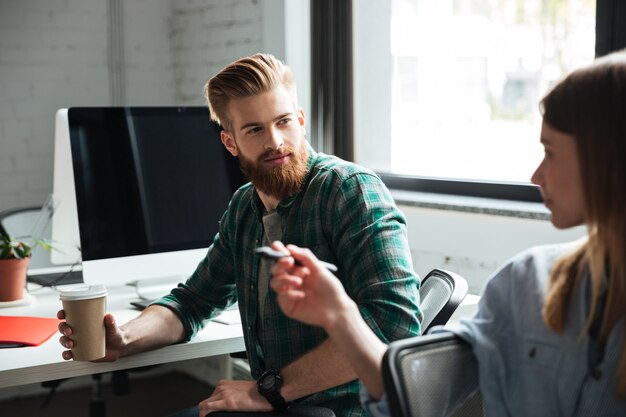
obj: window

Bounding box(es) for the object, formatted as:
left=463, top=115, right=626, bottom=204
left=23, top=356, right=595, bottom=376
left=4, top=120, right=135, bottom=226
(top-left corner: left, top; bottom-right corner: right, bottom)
left=353, top=0, right=596, bottom=185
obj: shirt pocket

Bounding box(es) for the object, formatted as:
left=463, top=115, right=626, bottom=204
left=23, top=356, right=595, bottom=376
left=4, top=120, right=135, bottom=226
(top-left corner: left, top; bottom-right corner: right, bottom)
left=522, top=337, right=562, bottom=370
left=288, top=235, right=335, bottom=266
left=308, top=243, right=334, bottom=266
left=517, top=336, right=562, bottom=413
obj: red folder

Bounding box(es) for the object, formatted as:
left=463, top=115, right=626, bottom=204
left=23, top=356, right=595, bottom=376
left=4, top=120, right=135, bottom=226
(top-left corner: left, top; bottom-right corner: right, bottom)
left=0, top=316, right=61, bottom=347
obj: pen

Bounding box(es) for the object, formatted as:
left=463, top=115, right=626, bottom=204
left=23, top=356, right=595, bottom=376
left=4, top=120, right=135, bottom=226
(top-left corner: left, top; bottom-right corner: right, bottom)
left=254, top=246, right=338, bottom=273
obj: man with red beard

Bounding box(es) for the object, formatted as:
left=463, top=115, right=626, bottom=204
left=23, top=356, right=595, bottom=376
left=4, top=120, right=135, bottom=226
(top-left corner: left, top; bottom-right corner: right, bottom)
left=57, top=54, right=421, bottom=417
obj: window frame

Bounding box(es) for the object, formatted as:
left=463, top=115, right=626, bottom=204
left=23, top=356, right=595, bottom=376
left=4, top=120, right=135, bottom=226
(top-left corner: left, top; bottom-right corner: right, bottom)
left=311, top=0, right=626, bottom=202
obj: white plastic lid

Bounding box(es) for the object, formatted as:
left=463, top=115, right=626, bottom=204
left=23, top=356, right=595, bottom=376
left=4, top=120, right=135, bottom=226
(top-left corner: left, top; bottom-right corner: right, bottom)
left=59, top=285, right=108, bottom=301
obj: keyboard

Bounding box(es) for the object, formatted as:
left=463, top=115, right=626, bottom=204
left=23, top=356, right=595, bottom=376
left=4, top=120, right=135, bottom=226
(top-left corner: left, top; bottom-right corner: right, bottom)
left=129, top=299, right=242, bottom=325
left=27, top=270, right=83, bottom=286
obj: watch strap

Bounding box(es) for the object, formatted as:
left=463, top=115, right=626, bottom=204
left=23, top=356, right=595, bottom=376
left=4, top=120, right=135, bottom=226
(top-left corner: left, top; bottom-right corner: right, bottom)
left=257, top=368, right=289, bottom=410
left=264, top=389, right=289, bottom=410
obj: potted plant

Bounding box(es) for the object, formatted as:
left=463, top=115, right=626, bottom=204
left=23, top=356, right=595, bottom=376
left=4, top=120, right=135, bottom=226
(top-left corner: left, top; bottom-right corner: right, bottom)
left=0, top=234, right=50, bottom=301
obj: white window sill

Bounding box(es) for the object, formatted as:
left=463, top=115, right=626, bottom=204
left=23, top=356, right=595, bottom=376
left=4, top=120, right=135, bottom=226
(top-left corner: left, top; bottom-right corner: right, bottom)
left=390, top=189, right=550, bottom=221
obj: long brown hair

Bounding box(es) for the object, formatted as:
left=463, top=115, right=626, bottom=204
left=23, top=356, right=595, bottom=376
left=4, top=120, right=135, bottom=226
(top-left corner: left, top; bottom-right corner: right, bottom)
left=541, top=50, right=626, bottom=397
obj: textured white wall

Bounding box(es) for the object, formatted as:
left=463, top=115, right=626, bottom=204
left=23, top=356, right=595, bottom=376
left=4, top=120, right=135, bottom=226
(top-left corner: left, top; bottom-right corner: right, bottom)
left=171, top=0, right=263, bottom=105
left=0, top=0, right=109, bottom=211
left=400, top=205, right=587, bottom=294
left=0, top=0, right=269, bottom=213
left=123, top=0, right=176, bottom=105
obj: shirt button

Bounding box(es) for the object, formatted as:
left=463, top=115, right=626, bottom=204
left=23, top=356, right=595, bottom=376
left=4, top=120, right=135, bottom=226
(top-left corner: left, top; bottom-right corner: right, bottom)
left=591, top=369, right=602, bottom=380
left=247, top=325, right=252, bottom=331
left=250, top=284, right=255, bottom=290
left=528, top=347, right=536, bottom=358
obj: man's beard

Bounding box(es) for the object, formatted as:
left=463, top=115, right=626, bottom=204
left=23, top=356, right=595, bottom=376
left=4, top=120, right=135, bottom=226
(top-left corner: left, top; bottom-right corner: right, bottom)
left=238, top=143, right=309, bottom=201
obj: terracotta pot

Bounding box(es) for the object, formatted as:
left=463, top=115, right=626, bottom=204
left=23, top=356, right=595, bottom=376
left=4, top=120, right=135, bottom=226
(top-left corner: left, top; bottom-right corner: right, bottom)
left=0, top=257, right=30, bottom=302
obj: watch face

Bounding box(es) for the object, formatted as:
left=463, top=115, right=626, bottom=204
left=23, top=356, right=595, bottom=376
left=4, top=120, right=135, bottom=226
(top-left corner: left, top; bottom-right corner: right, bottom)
left=261, top=374, right=276, bottom=390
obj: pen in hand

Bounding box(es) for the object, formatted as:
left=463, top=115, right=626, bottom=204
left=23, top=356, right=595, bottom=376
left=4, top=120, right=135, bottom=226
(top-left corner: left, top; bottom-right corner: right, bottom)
left=254, top=246, right=338, bottom=272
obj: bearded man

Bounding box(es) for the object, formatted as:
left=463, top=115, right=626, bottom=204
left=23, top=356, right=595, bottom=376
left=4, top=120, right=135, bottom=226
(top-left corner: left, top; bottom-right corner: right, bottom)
left=57, top=53, right=421, bottom=417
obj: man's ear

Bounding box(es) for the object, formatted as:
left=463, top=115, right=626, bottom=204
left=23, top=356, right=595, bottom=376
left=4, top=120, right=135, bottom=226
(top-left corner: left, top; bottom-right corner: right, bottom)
left=221, top=130, right=239, bottom=157
left=297, top=108, right=306, bottom=127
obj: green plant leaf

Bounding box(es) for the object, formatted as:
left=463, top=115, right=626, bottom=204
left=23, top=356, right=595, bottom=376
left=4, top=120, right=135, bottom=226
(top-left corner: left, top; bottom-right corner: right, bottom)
left=14, top=245, right=26, bottom=259
left=0, top=234, right=37, bottom=259
left=30, top=236, right=52, bottom=252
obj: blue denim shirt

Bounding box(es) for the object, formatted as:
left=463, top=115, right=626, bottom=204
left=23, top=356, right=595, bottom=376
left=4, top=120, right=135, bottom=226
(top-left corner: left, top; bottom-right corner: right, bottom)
left=363, top=242, right=626, bottom=417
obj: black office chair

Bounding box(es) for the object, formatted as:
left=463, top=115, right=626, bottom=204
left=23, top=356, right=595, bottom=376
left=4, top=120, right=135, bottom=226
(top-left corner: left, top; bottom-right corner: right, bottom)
left=383, top=332, right=484, bottom=417
left=0, top=206, right=43, bottom=235
left=419, top=268, right=468, bottom=333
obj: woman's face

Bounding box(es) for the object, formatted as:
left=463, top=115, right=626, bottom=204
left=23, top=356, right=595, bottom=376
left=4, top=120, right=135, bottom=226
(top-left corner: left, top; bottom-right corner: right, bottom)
left=531, top=121, right=586, bottom=229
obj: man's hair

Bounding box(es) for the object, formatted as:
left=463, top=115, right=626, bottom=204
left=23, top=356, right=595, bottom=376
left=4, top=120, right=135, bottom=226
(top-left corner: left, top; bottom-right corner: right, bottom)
left=540, top=49, right=626, bottom=398
left=204, top=53, right=297, bottom=131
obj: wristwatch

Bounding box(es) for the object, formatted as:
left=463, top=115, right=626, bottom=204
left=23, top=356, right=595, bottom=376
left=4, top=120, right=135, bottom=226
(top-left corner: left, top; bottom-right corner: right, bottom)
left=257, top=368, right=289, bottom=410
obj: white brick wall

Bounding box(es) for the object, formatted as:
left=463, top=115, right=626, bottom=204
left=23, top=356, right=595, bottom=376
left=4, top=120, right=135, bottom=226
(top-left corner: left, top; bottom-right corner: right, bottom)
left=123, top=0, right=175, bottom=105
left=0, top=0, right=266, bottom=213
left=171, top=0, right=263, bottom=105
left=0, top=0, right=109, bottom=212
left=0, top=0, right=285, bottom=395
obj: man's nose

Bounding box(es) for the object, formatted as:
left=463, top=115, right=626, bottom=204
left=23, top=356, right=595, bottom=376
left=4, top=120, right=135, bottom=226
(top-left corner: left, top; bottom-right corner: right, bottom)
left=265, top=126, right=284, bottom=150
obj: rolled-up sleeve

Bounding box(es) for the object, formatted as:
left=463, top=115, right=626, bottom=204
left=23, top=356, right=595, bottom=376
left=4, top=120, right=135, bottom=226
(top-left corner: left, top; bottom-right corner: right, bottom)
left=152, top=210, right=238, bottom=341
left=331, top=172, right=422, bottom=343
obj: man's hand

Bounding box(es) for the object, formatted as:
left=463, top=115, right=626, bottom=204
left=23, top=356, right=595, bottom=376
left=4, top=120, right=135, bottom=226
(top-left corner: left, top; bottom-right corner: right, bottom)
left=198, top=379, right=272, bottom=415
left=269, top=241, right=354, bottom=332
left=57, top=310, right=126, bottom=362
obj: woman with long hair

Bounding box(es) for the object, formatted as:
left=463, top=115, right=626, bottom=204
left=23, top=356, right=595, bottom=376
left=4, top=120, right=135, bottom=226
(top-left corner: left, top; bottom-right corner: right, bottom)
left=270, top=49, right=626, bottom=416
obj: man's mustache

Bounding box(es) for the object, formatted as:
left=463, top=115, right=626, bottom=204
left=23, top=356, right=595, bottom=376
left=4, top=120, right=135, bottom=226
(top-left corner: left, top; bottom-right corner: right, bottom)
left=259, top=147, right=293, bottom=161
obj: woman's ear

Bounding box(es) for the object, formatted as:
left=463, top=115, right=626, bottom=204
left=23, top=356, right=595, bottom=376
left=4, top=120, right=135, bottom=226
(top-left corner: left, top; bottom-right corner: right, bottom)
left=221, top=130, right=239, bottom=157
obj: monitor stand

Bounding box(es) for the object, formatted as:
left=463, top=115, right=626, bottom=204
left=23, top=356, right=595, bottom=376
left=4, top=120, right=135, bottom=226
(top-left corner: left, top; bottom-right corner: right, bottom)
left=126, top=275, right=188, bottom=300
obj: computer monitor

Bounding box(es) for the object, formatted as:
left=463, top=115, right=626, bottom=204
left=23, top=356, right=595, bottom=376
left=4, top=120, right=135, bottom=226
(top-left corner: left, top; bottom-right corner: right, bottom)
left=51, top=107, right=246, bottom=287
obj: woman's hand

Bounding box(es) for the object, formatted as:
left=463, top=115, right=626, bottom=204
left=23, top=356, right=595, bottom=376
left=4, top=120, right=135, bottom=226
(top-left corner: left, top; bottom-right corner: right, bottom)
left=270, top=241, right=353, bottom=332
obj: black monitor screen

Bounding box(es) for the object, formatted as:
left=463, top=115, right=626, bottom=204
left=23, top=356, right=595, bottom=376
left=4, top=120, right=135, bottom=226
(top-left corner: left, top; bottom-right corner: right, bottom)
left=68, top=107, right=246, bottom=261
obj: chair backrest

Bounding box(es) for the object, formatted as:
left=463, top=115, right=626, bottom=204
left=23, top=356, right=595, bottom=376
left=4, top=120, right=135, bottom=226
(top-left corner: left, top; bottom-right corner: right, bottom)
left=419, top=268, right=468, bottom=333
left=0, top=206, right=42, bottom=236
left=382, top=332, right=484, bottom=417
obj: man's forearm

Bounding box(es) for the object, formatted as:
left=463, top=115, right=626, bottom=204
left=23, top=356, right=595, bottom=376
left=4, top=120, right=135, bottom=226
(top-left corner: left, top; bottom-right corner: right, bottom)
left=119, top=305, right=185, bottom=357
left=280, top=338, right=358, bottom=402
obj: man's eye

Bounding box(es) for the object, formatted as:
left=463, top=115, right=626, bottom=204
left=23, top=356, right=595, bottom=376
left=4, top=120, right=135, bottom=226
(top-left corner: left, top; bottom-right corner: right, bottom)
left=278, top=118, right=291, bottom=126
left=247, top=127, right=262, bottom=135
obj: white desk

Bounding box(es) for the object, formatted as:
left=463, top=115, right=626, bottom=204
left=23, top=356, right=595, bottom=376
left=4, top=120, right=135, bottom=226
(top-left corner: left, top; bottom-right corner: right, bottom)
left=0, top=285, right=245, bottom=389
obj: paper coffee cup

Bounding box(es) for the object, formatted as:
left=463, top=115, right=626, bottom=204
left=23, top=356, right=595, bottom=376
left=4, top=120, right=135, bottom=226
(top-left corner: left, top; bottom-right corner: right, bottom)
left=59, top=285, right=108, bottom=361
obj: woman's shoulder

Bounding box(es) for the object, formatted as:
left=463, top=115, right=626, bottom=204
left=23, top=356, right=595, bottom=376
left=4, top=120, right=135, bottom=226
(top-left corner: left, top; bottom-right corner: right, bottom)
left=510, top=241, right=583, bottom=273
left=487, top=240, right=584, bottom=295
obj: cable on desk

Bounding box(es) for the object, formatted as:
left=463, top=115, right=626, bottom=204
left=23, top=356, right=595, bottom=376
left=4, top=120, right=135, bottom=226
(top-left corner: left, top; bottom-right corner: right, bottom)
left=27, top=248, right=83, bottom=293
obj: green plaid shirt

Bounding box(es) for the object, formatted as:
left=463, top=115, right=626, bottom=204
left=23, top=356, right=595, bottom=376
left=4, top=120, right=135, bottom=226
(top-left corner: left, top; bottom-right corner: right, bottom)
left=155, top=147, right=422, bottom=417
